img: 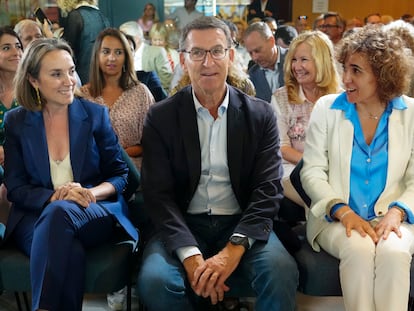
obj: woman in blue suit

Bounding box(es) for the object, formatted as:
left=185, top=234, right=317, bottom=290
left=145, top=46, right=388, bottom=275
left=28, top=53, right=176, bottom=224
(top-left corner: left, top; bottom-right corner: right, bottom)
left=4, top=38, right=138, bottom=311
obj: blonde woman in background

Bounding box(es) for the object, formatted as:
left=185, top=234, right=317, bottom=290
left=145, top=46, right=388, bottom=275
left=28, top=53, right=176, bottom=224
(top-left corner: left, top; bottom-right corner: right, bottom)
left=272, top=31, right=341, bottom=208
left=138, top=3, right=159, bottom=41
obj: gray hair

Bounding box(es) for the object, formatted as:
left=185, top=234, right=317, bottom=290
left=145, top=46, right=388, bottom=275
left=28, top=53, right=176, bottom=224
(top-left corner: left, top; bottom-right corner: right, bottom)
left=179, top=16, right=232, bottom=51
left=119, top=21, right=144, bottom=40
left=243, top=21, right=274, bottom=41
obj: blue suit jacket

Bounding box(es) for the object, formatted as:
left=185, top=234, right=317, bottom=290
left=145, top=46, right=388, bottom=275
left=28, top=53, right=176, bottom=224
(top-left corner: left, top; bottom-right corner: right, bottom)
left=3, top=98, right=138, bottom=242
left=248, top=46, right=287, bottom=102
left=141, top=85, right=284, bottom=254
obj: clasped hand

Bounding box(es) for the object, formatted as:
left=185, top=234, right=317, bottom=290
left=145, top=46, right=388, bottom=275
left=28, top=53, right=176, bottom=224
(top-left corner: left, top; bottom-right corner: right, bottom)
left=183, top=244, right=244, bottom=305
left=339, top=207, right=403, bottom=243
left=50, top=182, right=96, bottom=208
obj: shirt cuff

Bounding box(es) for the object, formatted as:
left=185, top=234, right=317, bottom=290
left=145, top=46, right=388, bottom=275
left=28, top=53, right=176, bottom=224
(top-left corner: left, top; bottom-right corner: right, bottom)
left=325, top=203, right=347, bottom=222
left=232, top=233, right=256, bottom=248
left=389, top=201, right=413, bottom=223
left=176, top=246, right=202, bottom=263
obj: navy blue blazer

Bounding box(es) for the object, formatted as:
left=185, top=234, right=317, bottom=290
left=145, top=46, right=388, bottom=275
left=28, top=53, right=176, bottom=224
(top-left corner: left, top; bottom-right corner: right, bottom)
left=141, top=85, right=284, bottom=254
left=248, top=46, right=287, bottom=102
left=3, top=98, right=138, bottom=242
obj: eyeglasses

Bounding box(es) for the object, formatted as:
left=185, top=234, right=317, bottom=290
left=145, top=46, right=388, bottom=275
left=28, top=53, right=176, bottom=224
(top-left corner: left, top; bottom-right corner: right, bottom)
left=182, top=46, right=229, bottom=61
left=298, top=15, right=307, bottom=20
left=320, top=24, right=339, bottom=29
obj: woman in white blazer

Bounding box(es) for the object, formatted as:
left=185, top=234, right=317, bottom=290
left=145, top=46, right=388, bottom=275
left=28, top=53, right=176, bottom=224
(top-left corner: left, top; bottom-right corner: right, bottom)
left=301, top=26, right=414, bottom=311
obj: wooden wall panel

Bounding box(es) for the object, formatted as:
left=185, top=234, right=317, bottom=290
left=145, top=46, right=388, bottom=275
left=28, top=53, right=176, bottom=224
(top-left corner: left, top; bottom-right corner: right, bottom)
left=292, top=0, right=413, bottom=26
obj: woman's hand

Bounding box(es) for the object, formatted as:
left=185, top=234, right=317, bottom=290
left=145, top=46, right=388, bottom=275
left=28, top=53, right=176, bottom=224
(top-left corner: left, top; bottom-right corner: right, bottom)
left=335, top=207, right=378, bottom=243
left=374, top=208, right=403, bottom=240
left=50, top=182, right=96, bottom=208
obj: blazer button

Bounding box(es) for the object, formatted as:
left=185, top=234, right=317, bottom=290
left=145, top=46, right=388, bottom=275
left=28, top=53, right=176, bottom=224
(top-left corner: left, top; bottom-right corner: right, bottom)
left=378, top=211, right=383, bottom=215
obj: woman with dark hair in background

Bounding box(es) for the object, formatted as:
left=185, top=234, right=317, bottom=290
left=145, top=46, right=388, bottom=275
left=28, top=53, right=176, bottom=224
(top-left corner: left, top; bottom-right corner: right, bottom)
left=80, top=28, right=154, bottom=170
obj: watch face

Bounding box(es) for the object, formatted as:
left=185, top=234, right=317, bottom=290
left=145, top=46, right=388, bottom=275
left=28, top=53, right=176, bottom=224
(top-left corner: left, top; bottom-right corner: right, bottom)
left=230, top=236, right=249, bottom=249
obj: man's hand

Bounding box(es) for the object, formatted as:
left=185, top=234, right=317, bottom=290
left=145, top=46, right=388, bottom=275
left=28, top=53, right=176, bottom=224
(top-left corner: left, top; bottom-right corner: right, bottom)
left=192, top=243, right=245, bottom=305
left=335, top=207, right=378, bottom=243
left=183, top=254, right=205, bottom=288
left=374, top=207, right=403, bottom=240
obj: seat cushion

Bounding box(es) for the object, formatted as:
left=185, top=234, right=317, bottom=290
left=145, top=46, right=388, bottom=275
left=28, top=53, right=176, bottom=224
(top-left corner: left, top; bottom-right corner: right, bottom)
left=0, top=235, right=135, bottom=294
left=293, top=224, right=341, bottom=296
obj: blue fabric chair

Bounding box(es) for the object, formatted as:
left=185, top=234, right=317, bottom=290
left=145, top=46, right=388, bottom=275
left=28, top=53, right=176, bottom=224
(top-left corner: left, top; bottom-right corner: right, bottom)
left=0, top=148, right=140, bottom=311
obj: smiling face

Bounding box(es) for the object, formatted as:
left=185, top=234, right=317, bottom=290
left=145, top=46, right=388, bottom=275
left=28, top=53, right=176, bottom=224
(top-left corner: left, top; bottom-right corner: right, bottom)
left=0, top=34, right=23, bottom=73
left=291, top=42, right=316, bottom=88
left=29, top=49, right=76, bottom=108
left=98, top=35, right=125, bottom=79
left=342, top=52, right=379, bottom=105
left=180, top=28, right=233, bottom=100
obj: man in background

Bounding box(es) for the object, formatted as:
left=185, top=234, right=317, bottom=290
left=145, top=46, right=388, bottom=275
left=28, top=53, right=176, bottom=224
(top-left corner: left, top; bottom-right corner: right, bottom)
left=244, top=21, right=287, bottom=102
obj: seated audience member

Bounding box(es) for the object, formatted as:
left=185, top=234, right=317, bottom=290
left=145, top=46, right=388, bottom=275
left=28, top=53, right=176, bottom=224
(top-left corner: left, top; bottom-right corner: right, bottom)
left=122, top=33, right=167, bottom=102
left=243, top=21, right=287, bottom=102
left=137, top=16, right=298, bottom=311
left=5, top=38, right=138, bottom=311
left=0, top=27, right=23, bottom=225
left=364, top=12, right=382, bottom=25
left=137, top=2, right=159, bottom=41
left=301, top=26, right=414, bottom=311
left=312, top=14, right=324, bottom=31
left=274, top=25, right=298, bottom=48
left=320, top=12, right=346, bottom=45
left=345, top=17, right=364, bottom=31
left=120, top=21, right=173, bottom=93
left=263, top=16, right=277, bottom=36
left=80, top=28, right=154, bottom=170
left=149, top=22, right=180, bottom=73
left=295, top=15, right=308, bottom=33
left=14, top=19, right=50, bottom=49
left=272, top=31, right=341, bottom=208
left=14, top=19, right=82, bottom=87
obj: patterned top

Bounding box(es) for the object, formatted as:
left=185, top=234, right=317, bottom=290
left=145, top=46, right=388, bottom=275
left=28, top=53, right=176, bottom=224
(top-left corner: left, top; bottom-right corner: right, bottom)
left=80, top=83, right=154, bottom=168
left=272, top=86, right=314, bottom=176
left=0, top=99, right=19, bottom=145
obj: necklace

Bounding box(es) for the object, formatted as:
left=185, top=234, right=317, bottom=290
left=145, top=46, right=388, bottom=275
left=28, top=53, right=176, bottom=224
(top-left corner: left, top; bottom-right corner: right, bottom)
left=367, top=113, right=379, bottom=120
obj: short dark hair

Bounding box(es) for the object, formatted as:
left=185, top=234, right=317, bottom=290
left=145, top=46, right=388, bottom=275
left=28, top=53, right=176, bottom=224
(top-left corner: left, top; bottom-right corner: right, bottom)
left=275, top=25, right=298, bottom=46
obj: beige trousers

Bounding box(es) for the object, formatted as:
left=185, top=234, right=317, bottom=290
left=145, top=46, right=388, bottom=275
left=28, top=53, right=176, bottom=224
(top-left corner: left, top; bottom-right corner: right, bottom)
left=317, top=221, right=414, bottom=311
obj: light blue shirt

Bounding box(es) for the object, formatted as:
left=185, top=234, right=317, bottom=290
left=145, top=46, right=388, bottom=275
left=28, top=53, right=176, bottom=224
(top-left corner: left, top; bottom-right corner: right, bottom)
left=262, top=48, right=281, bottom=94
left=176, top=87, right=245, bottom=262
left=187, top=88, right=242, bottom=216
left=330, top=93, right=412, bottom=222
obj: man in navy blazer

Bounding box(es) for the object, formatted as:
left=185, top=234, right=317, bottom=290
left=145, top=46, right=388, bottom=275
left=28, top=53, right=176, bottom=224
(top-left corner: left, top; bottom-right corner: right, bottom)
left=244, top=21, right=287, bottom=102
left=137, top=16, right=298, bottom=311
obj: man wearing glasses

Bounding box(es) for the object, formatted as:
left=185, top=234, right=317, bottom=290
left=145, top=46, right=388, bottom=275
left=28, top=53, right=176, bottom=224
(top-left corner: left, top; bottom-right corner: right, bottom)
left=320, top=12, right=346, bottom=45
left=137, top=16, right=298, bottom=311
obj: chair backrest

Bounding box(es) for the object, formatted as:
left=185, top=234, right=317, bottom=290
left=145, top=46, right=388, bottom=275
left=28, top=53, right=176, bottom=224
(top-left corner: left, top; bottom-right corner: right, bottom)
left=289, top=159, right=311, bottom=207
left=120, top=148, right=140, bottom=202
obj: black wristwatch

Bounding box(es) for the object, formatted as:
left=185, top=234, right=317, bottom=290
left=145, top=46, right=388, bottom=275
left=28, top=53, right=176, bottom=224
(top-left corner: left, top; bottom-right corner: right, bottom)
left=229, top=235, right=250, bottom=250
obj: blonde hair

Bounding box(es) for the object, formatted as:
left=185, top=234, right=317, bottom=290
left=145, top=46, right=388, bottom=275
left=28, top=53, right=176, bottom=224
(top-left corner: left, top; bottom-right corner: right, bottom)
left=284, top=31, right=340, bottom=104
left=56, top=0, right=97, bottom=14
